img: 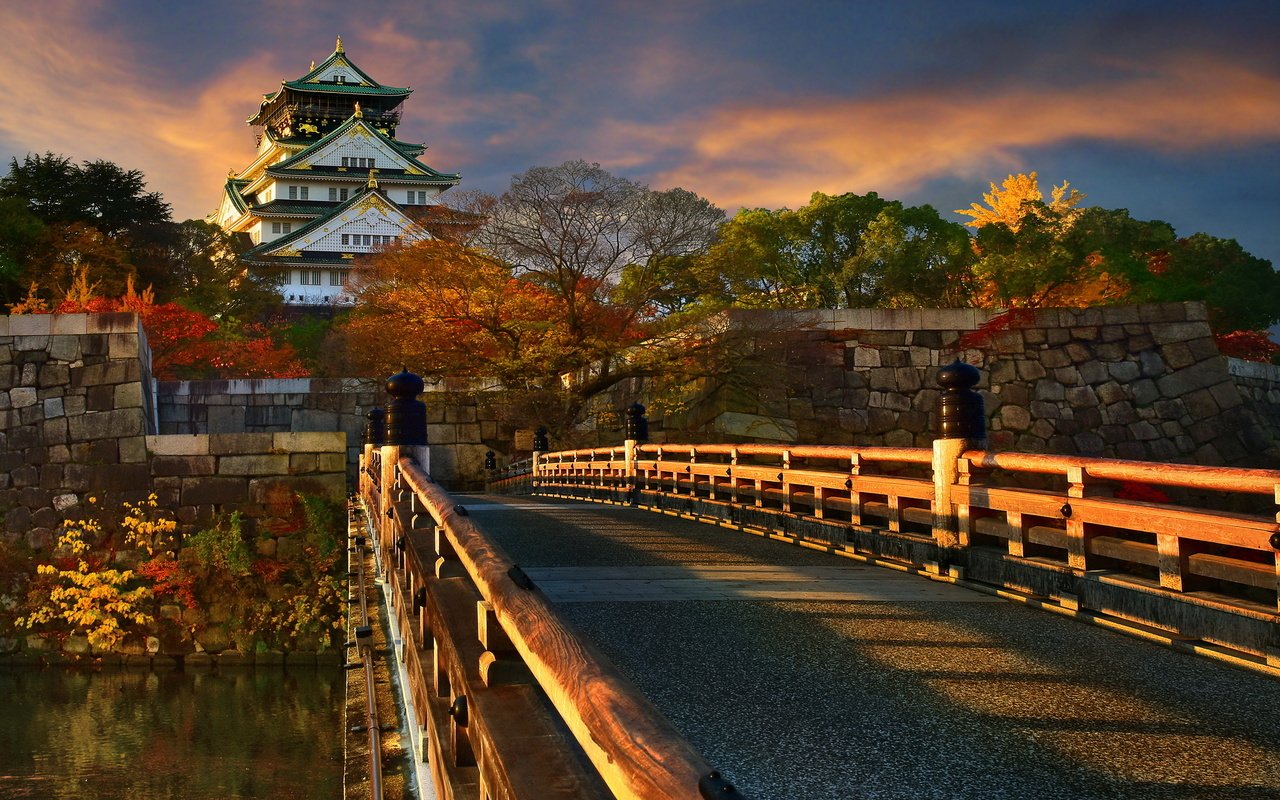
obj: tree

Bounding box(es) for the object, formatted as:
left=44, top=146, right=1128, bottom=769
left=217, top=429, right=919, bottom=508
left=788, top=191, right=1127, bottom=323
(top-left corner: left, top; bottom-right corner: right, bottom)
left=0, top=197, right=44, bottom=302
left=0, top=153, right=171, bottom=236
left=694, top=192, right=974, bottom=309
left=970, top=205, right=1175, bottom=308
left=473, top=161, right=725, bottom=337
left=955, top=172, right=1084, bottom=231
left=162, top=220, right=281, bottom=321
left=0, top=152, right=175, bottom=303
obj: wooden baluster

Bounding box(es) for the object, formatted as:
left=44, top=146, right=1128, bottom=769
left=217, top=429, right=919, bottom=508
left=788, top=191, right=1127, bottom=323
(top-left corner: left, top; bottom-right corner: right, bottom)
left=955, top=458, right=973, bottom=548
left=782, top=450, right=792, bottom=513
left=814, top=485, right=825, bottom=520
left=729, top=448, right=739, bottom=505
left=1274, top=484, right=1280, bottom=614
left=1065, top=466, right=1088, bottom=570
left=689, top=448, right=697, bottom=497
left=1006, top=511, right=1026, bottom=558
left=888, top=494, right=902, bottom=532
left=849, top=454, right=862, bottom=526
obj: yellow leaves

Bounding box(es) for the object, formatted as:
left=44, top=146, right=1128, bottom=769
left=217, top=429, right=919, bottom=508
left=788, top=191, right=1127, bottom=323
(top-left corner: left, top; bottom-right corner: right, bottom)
left=956, top=172, right=1085, bottom=231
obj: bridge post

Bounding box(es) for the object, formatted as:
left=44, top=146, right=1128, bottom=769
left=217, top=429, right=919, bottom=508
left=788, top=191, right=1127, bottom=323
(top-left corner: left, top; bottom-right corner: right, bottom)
left=531, top=425, right=549, bottom=489
left=933, top=360, right=986, bottom=554
left=624, top=403, right=647, bottom=505
left=361, top=407, right=385, bottom=498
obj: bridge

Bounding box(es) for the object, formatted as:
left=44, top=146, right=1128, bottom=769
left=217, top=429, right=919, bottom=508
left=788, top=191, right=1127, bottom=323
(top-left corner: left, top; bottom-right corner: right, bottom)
left=350, top=372, right=1280, bottom=800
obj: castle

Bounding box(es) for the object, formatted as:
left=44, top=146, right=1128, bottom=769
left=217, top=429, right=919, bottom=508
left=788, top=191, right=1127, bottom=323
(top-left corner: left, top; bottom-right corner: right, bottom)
left=211, top=37, right=460, bottom=308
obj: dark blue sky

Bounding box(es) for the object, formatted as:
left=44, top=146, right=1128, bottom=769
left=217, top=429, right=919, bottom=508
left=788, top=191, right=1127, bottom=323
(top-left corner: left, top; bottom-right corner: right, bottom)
left=2, top=0, right=1278, bottom=271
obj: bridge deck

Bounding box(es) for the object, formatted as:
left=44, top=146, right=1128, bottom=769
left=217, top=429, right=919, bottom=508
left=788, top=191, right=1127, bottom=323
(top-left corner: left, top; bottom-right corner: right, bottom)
left=462, top=494, right=1280, bottom=800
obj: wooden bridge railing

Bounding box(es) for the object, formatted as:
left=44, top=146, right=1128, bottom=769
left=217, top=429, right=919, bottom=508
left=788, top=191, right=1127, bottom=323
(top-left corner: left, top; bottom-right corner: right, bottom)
left=360, top=444, right=739, bottom=800
left=517, top=440, right=1280, bottom=664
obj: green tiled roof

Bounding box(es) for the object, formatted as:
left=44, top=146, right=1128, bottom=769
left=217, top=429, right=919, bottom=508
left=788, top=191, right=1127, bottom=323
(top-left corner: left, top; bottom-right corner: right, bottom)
left=224, top=179, right=250, bottom=214
left=281, top=81, right=411, bottom=96
left=267, top=115, right=459, bottom=181
left=244, top=187, right=416, bottom=259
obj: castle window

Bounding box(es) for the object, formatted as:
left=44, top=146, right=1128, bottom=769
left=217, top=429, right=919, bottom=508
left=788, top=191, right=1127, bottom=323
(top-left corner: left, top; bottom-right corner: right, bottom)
left=272, top=222, right=281, bottom=234
left=288, top=186, right=297, bottom=200
left=329, top=270, right=346, bottom=286
left=341, top=234, right=349, bottom=246
left=329, top=188, right=337, bottom=201
left=339, top=188, right=348, bottom=201
left=417, top=191, right=426, bottom=204
left=299, top=186, right=309, bottom=200
left=335, top=75, right=345, bottom=84
left=282, top=223, right=292, bottom=234
left=300, top=270, right=322, bottom=286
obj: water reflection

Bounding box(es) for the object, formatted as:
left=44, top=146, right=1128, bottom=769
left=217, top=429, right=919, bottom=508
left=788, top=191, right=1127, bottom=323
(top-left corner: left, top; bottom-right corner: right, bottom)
left=0, top=667, right=343, bottom=799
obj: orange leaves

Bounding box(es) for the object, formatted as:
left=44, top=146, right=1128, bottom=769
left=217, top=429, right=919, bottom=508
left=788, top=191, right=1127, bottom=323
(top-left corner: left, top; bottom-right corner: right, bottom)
left=36, top=279, right=307, bottom=379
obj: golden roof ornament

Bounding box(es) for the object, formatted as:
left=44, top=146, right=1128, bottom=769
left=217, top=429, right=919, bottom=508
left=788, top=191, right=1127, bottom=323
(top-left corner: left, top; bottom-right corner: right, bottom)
left=310, top=60, right=316, bottom=71
left=353, top=102, right=362, bottom=118
left=367, top=169, right=379, bottom=189
left=336, top=35, right=344, bottom=53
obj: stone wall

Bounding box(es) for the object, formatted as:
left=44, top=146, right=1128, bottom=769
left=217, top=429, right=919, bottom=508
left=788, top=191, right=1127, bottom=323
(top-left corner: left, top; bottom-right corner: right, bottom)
left=0, top=313, right=347, bottom=549
left=156, top=377, right=515, bottom=491
left=643, top=303, right=1279, bottom=467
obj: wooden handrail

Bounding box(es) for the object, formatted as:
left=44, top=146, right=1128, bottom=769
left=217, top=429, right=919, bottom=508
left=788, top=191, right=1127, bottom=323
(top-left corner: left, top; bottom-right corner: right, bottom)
left=966, top=451, right=1280, bottom=494
left=398, top=457, right=716, bottom=800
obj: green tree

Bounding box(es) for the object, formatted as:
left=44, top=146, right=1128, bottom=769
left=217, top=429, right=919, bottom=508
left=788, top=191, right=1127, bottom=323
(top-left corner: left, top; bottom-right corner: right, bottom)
left=0, top=197, right=44, bottom=302
left=162, top=220, right=280, bottom=321
left=695, top=192, right=973, bottom=309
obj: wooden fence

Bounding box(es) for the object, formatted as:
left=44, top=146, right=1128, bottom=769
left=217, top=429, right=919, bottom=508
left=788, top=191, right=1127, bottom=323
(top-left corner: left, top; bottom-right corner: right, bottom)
left=358, top=444, right=740, bottom=800
left=520, top=441, right=1280, bottom=665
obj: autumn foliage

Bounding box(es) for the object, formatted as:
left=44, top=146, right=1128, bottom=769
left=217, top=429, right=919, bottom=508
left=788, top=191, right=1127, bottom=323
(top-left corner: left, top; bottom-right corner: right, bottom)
left=11, top=273, right=307, bottom=379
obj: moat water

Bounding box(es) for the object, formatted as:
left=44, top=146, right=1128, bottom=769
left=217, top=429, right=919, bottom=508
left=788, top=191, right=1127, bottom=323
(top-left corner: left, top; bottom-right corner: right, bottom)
left=0, top=667, right=343, bottom=799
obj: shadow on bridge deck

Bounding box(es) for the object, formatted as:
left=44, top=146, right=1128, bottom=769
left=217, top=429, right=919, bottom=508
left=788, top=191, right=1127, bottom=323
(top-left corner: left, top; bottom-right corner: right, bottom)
left=459, top=493, right=1280, bottom=800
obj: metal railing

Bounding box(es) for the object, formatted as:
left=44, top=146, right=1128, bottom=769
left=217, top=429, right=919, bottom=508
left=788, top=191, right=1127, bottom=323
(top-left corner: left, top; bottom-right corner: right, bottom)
left=348, top=511, right=383, bottom=800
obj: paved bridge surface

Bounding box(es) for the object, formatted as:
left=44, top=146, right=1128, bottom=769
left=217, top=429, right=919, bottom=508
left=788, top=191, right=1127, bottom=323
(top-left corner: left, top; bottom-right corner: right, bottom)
left=460, top=493, right=1280, bottom=800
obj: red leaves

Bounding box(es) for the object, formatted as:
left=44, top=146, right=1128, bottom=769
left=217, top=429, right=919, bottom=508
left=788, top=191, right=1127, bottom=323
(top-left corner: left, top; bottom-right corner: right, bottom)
left=137, top=557, right=198, bottom=610
left=953, top=308, right=1037, bottom=352
left=1214, top=330, right=1280, bottom=364
left=48, top=290, right=308, bottom=379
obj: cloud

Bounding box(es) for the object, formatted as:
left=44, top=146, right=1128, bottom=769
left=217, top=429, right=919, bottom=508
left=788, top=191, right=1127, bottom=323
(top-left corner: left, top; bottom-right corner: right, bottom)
left=607, top=54, right=1280, bottom=209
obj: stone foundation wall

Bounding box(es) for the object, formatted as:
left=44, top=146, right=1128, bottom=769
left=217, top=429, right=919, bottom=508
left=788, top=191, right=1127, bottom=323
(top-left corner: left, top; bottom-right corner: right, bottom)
left=156, top=378, right=516, bottom=490
left=645, top=303, right=1279, bottom=467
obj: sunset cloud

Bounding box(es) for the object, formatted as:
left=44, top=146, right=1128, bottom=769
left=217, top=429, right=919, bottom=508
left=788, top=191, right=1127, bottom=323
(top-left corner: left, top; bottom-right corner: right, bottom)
left=614, top=54, right=1280, bottom=210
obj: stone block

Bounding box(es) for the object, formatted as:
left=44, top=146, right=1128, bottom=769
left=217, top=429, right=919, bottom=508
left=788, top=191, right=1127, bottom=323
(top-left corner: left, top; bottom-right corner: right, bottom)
left=9, top=388, right=36, bottom=408
left=86, top=385, right=115, bottom=411
left=244, top=405, right=292, bottom=428
left=209, top=433, right=273, bottom=455
left=42, top=397, right=64, bottom=418
left=1107, top=361, right=1140, bottom=382
left=117, top=436, right=146, bottom=463
left=248, top=474, right=346, bottom=504
left=272, top=431, right=345, bottom=453
left=207, top=406, right=245, bottom=433
left=108, top=333, right=140, bottom=359
left=1150, top=322, right=1209, bottom=345
left=1131, top=379, right=1159, bottom=406
left=181, top=477, right=249, bottom=506
left=151, top=456, right=217, bottom=477
left=38, top=364, right=70, bottom=388
left=318, top=453, right=346, bottom=473
left=288, top=454, right=319, bottom=474
left=67, top=408, right=144, bottom=441
left=292, top=409, right=339, bottom=430
left=147, top=435, right=210, bottom=456
left=63, top=394, right=85, bottom=416
left=41, top=418, right=68, bottom=446
left=114, top=382, right=144, bottom=408
left=13, top=335, right=48, bottom=350
left=218, top=454, right=290, bottom=476
left=1000, top=406, right=1031, bottom=431
left=86, top=312, right=139, bottom=334
left=1156, top=358, right=1228, bottom=398
left=9, top=315, right=51, bottom=336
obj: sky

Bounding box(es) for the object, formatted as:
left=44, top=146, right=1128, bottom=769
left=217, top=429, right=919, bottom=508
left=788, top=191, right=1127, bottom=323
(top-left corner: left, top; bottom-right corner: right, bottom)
left=1, top=0, right=1278, bottom=271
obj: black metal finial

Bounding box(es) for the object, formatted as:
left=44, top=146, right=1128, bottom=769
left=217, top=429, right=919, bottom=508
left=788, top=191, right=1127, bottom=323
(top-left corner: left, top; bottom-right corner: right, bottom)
left=532, top=426, right=549, bottom=451
left=484, top=450, right=496, bottom=470
left=384, top=367, right=427, bottom=446
left=363, top=407, right=386, bottom=446
left=935, top=359, right=986, bottom=445
left=624, top=402, right=649, bottom=441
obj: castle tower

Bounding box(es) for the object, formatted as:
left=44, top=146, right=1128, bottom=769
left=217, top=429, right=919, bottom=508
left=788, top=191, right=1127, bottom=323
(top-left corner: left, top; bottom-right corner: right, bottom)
left=211, top=36, right=461, bottom=308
